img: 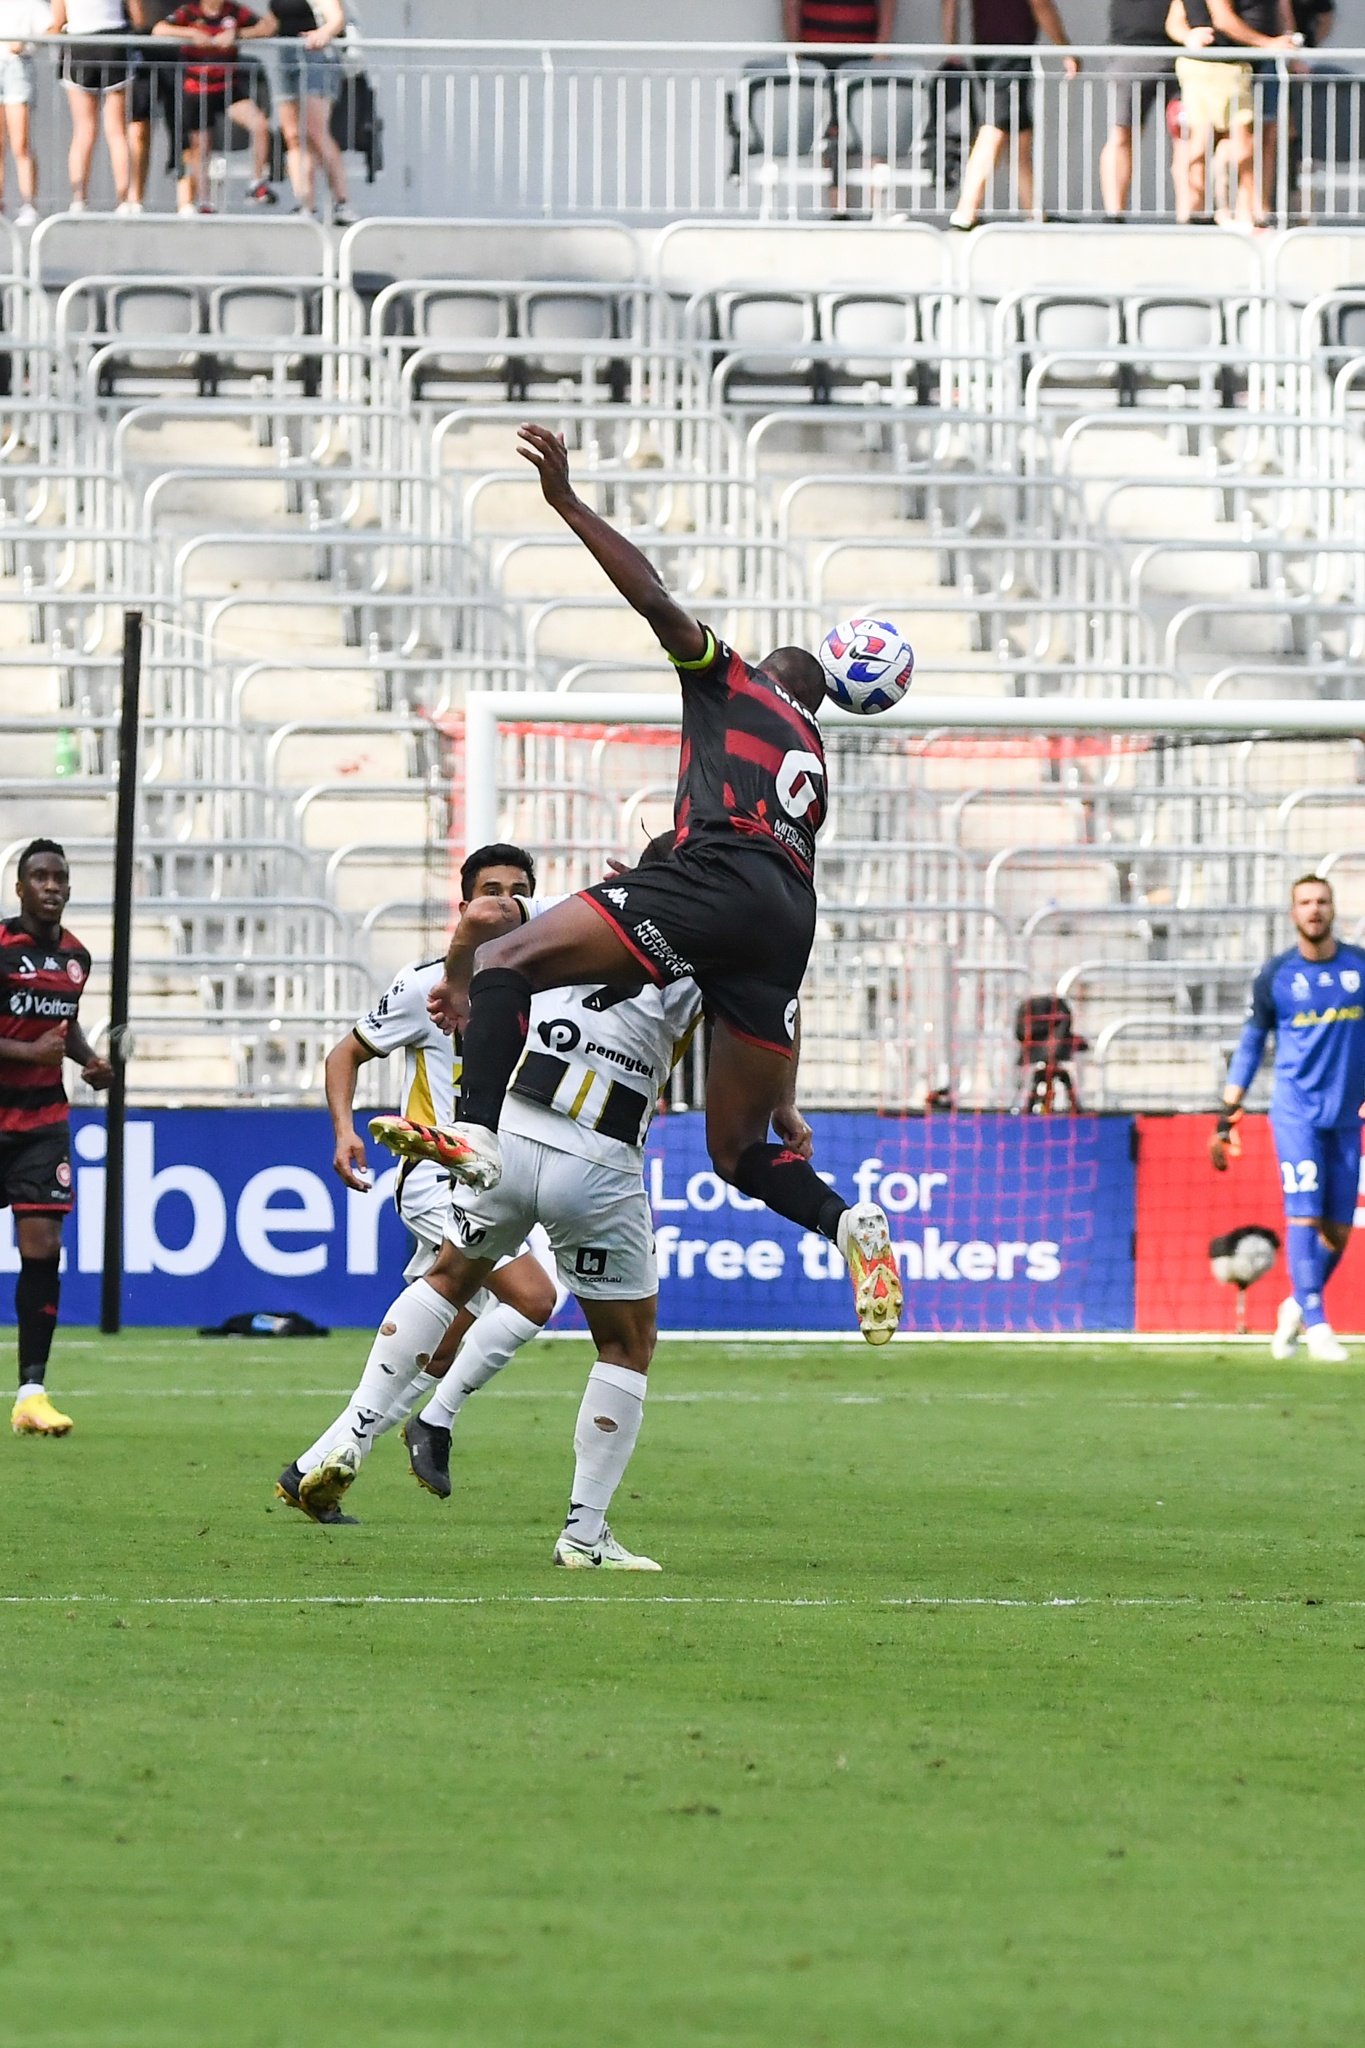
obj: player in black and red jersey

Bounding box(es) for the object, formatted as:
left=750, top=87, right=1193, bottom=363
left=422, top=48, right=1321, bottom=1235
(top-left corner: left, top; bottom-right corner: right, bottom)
left=374, top=424, right=902, bottom=1345
left=2, top=840, right=111, bottom=1436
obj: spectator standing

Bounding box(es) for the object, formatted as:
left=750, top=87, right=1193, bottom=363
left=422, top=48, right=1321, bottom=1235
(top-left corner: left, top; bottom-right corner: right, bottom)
left=48, top=0, right=147, bottom=211
left=153, top=0, right=274, bottom=213
left=271, top=0, right=350, bottom=223
left=128, top=1, right=184, bottom=214
left=945, top=0, right=1078, bottom=228
left=782, top=0, right=897, bottom=50
left=1099, top=0, right=1181, bottom=214
left=782, top=0, right=897, bottom=211
left=1166, top=0, right=1296, bottom=225
left=0, top=0, right=49, bottom=224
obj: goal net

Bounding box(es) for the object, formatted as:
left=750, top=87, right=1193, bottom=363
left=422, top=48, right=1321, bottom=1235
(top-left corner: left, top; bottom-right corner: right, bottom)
left=446, top=694, right=1365, bottom=1336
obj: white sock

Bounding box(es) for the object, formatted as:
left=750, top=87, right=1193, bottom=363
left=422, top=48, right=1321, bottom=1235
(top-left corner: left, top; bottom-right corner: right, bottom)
left=420, top=1305, right=542, bottom=1428
left=294, top=1280, right=455, bottom=1473
left=563, top=1361, right=646, bottom=1547
left=295, top=1366, right=437, bottom=1475
left=17, top=1381, right=42, bottom=1401
left=375, top=1368, right=437, bottom=1439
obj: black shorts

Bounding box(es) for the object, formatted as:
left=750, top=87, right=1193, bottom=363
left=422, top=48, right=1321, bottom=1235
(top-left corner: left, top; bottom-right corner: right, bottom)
left=0, top=1123, right=73, bottom=1216
left=61, top=37, right=135, bottom=94
left=129, top=46, right=181, bottom=125
left=970, top=53, right=1034, bottom=133
left=1102, top=50, right=1176, bottom=128
left=579, top=837, right=816, bottom=1059
left=177, top=83, right=230, bottom=136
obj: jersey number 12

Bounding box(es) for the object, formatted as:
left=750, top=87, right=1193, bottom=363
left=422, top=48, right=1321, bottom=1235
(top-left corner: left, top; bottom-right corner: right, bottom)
left=1281, top=1158, right=1320, bottom=1195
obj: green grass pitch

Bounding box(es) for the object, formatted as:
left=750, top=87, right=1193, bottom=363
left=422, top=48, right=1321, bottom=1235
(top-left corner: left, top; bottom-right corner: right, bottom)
left=4, top=1330, right=1365, bottom=2048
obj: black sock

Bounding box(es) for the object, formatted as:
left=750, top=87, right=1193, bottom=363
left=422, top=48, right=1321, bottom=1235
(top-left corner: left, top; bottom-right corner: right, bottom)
left=735, top=1143, right=848, bottom=1241
left=16, top=1254, right=60, bottom=1387
left=457, top=968, right=533, bottom=1130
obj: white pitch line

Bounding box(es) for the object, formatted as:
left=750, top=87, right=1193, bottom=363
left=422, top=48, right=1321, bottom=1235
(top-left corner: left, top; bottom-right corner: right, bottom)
left=46, top=1388, right=1337, bottom=1410
left=0, top=1593, right=1354, bottom=1610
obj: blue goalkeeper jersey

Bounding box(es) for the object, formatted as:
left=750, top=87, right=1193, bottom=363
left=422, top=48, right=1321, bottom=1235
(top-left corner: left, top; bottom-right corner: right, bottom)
left=1227, top=943, right=1365, bottom=1130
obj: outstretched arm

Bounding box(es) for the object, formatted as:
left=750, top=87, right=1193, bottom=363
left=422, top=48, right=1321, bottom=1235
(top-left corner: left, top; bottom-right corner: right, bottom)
left=325, top=1033, right=378, bottom=1190
left=517, top=424, right=708, bottom=664
left=1212, top=965, right=1276, bottom=1169
left=426, top=896, right=530, bottom=1036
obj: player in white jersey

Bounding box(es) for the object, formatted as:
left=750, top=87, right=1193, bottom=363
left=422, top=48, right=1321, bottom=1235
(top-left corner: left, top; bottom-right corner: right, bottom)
left=274, top=846, right=555, bottom=1526
left=337, top=837, right=736, bottom=1567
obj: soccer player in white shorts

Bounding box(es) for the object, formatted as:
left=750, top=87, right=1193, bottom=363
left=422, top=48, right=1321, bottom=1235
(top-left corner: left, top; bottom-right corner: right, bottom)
left=274, top=844, right=555, bottom=1525
left=336, top=839, right=714, bottom=1568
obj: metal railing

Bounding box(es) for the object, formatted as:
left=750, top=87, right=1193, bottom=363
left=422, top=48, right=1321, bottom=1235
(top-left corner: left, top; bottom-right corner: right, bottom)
left=7, top=35, right=1365, bottom=222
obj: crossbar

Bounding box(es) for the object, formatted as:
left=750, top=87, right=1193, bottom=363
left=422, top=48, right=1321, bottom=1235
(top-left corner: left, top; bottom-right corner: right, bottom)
left=461, top=690, right=1365, bottom=859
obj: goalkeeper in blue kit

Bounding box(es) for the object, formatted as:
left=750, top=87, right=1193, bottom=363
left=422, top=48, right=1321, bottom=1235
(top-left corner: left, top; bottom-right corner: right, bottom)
left=1212, top=875, right=1365, bottom=1361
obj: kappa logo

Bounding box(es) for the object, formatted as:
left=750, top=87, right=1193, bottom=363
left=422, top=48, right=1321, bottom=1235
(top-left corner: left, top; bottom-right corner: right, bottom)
left=784, top=998, right=798, bottom=1041
left=1292, top=972, right=1310, bottom=999
left=1344, top=970, right=1361, bottom=993
left=538, top=1017, right=581, bottom=1053
left=1319, top=971, right=1334, bottom=986
left=605, top=887, right=628, bottom=909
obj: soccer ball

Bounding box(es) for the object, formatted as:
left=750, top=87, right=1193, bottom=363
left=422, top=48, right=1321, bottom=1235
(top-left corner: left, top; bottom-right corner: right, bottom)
left=819, top=618, right=915, bottom=716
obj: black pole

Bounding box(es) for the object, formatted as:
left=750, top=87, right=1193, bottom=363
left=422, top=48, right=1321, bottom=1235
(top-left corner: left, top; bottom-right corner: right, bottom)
left=100, top=610, right=143, bottom=1337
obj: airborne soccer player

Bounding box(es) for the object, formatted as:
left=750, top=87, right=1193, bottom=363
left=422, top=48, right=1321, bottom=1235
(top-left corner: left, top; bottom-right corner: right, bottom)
left=375, top=423, right=903, bottom=1346
left=3, top=840, right=111, bottom=1436
left=1211, top=875, right=1365, bottom=1363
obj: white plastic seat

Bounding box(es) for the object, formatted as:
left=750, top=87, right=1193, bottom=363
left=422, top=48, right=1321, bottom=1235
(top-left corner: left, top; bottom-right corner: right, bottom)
left=817, top=293, right=924, bottom=401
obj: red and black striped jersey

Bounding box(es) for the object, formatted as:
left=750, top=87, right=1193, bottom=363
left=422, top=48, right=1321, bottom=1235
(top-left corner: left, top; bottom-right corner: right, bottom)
left=797, top=0, right=880, bottom=39
left=669, top=630, right=827, bottom=884
left=0, top=918, right=91, bottom=1133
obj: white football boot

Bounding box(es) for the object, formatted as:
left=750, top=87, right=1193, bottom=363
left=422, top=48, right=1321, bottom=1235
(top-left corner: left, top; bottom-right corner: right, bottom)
left=1304, top=1321, right=1350, bottom=1364
left=553, top=1522, right=662, bottom=1571
left=1269, top=1295, right=1303, bottom=1361
left=298, top=1442, right=361, bottom=1518
left=837, top=1202, right=903, bottom=1346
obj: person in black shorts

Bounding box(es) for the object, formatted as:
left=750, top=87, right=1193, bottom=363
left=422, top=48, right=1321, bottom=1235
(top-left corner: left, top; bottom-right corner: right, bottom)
left=153, top=0, right=275, bottom=213
left=372, top=423, right=903, bottom=1347
left=945, top=0, right=1078, bottom=227
left=2, top=840, right=111, bottom=1438
left=1099, top=0, right=1181, bottom=215
left=49, top=0, right=148, bottom=212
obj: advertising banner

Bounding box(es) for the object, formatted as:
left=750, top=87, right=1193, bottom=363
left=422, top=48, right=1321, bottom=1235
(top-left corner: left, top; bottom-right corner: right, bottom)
left=0, top=1108, right=1136, bottom=1333
left=1134, top=1113, right=1365, bottom=1333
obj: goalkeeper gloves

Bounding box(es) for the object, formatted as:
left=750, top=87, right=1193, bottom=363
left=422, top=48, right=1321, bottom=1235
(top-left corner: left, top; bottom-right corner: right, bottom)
left=1209, top=1104, right=1243, bottom=1172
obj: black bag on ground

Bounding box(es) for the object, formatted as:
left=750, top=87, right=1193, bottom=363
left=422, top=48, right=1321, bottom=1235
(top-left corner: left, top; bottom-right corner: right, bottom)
left=198, top=1310, right=331, bottom=1338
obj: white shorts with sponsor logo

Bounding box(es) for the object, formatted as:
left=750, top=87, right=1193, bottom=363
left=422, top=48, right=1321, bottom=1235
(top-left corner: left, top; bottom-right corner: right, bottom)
left=443, top=1132, right=655, bottom=1301
left=397, top=1157, right=519, bottom=1313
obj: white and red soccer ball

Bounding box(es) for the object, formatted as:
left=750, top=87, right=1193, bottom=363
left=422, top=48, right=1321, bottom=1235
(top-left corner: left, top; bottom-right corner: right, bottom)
left=819, top=617, right=915, bottom=716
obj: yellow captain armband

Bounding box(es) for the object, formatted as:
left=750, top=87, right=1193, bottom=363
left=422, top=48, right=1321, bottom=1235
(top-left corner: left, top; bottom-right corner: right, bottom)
left=669, top=628, right=717, bottom=672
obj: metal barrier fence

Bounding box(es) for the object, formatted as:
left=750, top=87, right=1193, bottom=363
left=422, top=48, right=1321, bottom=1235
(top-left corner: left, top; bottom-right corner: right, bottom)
left=11, top=35, right=1365, bottom=223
